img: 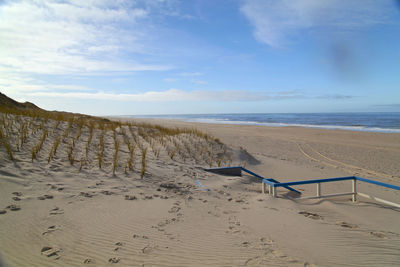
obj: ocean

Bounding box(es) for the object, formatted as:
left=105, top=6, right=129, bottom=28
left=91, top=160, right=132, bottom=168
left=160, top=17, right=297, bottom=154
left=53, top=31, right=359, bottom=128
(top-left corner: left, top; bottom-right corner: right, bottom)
left=128, top=113, right=400, bottom=133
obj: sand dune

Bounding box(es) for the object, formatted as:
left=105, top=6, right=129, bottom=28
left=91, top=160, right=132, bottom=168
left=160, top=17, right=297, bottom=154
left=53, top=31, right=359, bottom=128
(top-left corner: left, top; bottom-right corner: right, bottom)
left=1, top=113, right=400, bottom=266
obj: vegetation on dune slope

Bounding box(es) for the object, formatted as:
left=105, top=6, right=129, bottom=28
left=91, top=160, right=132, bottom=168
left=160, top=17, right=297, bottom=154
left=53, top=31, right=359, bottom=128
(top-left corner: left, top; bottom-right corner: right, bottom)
left=0, top=93, right=232, bottom=177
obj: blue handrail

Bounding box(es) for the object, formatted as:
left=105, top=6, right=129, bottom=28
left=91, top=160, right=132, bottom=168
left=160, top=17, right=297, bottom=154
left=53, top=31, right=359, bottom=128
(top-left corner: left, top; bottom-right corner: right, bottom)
left=263, top=176, right=355, bottom=187
left=355, top=176, right=400, bottom=191
left=263, top=176, right=400, bottom=192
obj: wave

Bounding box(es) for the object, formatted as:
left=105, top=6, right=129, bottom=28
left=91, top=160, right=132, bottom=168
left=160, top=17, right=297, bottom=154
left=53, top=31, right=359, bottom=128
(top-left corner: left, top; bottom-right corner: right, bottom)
left=177, top=118, right=400, bottom=133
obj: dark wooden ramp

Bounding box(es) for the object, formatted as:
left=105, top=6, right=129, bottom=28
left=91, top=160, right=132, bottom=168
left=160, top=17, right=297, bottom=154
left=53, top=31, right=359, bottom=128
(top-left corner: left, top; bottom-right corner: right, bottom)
left=204, top=166, right=242, bottom=176
left=204, top=166, right=301, bottom=195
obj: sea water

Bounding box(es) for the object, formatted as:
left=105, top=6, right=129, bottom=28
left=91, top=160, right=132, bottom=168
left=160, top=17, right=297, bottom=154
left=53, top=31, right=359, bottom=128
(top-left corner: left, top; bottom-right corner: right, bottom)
left=127, top=113, right=400, bottom=133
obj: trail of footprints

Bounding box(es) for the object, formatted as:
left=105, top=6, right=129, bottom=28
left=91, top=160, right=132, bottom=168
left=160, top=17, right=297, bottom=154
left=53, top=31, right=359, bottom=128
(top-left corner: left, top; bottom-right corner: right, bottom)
left=224, top=215, right=303, bottom=266
left=298, top=210, right=399, bottom=239
left=91, top=200, right=186, bottom=264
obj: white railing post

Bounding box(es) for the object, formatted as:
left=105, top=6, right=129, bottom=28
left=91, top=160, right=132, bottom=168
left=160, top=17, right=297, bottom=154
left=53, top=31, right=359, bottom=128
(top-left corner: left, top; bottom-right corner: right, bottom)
left=269, top=185, right=272, bottom=195
left=272, top=186, right=276, bottom=197
left=317, top=183, right=321, bottom=197
left=261, top=181, right=265, bottom=194
left=352, top=179, right=357, bottom=202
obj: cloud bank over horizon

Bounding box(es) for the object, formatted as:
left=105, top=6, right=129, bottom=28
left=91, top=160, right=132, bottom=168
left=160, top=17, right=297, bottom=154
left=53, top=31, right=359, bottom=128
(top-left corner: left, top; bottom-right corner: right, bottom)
left=24, top=88, right=355, bottom=102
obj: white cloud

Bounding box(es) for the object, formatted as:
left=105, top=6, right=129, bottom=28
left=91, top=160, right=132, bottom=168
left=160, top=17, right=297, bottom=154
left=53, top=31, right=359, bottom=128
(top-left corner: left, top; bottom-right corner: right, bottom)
left=191, top=80, right=208, bottom=85
left=163, top=78, right=177, bottom=82
left=0, top=0, right=171, bottom=75
left=0, top=72, right=93, bottom=94
left=179, top=72, right=203, bottom=76
left=47, top=84, right=94, bottom=91
left=241, top=0, right=396, bottom=47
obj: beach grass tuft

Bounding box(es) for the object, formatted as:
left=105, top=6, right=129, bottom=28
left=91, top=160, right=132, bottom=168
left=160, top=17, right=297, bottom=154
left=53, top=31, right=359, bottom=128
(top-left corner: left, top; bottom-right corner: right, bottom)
left=141, top=147, right=147, bottom=178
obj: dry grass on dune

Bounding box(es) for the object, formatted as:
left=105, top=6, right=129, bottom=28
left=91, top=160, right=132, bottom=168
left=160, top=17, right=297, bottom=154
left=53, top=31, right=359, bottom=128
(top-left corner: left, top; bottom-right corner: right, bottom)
left=0, top=107, right=232, bottom=177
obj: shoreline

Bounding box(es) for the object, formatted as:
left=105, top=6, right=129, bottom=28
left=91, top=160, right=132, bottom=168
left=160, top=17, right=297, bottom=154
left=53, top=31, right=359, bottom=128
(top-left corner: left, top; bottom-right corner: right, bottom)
left=114, top=113, right=400, bottom=134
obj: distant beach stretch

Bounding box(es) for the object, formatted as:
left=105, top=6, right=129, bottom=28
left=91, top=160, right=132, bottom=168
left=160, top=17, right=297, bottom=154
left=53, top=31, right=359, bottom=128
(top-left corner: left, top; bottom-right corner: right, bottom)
left=129, top=112, right=400, bottom=133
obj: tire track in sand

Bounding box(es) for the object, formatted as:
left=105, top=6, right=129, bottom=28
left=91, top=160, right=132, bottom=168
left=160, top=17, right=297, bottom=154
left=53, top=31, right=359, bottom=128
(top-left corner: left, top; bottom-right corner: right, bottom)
left=297, top=143, right=396, bottom=181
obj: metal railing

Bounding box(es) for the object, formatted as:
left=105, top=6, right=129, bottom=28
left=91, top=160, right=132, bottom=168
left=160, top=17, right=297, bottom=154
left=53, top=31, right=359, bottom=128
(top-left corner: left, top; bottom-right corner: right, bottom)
left=204, top=166, right=400, bottom=209
left=262, top=176, right=400, bottom=208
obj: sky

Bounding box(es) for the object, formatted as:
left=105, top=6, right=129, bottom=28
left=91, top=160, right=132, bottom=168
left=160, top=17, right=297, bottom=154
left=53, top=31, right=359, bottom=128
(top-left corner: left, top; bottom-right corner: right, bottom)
left=1, top=0, right=400, bottom=115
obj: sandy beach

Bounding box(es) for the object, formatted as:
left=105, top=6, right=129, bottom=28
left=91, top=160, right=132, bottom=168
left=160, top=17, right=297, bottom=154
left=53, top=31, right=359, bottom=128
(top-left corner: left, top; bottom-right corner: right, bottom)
left=1, top=114, right=400, bottom=266
left=2, top=1, right=400, bottom=266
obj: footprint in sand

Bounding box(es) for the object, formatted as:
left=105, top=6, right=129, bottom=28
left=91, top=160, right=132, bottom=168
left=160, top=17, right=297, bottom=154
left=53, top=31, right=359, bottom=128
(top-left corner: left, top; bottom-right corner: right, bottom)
left=80, top=192, right=93, bottom=198
left=41, top=246, right=61, bottom=259
left=125, top=195, right=137, bottom=200
left=6, top=204, right=20, bottom=211
left=168, top=206, right=181, bottom=213
left=38, top=194, right=54, bottom=200
left=83, top=258, right=96, bottom=264
left=133, top=234, right=149, bottom=239
left=241, top=241, right=250, bottom=247
left=114, top=242, right=123, bottom=251
left=369, top=231, right=387, bottom=239
left=141, top=244, right=158, bottom=254
left=50, top=207, right=64, bottom=215
left=108, top=257, right=120, bottom=263
left=0, top=210, right=7, bottom=214
left=12, top=192, right=22, bottom=196
left=50, top=184, right=64, bottom=191
left=42, top=225, right=57, bottom=235
left=336, top=221, right=358, bottom=229
left=157, top=218, right=176, bottom=227
left=12, top=197, right=21, bottom=201
left=299, top=211, right=323, bottom=220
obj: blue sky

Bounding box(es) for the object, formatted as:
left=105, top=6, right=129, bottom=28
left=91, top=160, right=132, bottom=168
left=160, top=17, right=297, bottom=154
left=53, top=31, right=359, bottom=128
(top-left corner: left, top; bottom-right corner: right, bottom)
left=1, top=0, right=400, bottom=115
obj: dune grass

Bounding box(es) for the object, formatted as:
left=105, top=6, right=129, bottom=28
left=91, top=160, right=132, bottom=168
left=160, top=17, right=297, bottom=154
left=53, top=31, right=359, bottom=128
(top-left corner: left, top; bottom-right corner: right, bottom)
left=112, top=128, right=120, bottom=176
left=0, top=127, right=14, bottom=160
left=67, top=142, right=75, bottom=165
left=1, top=106, right=232, bottom=176
left=141, top=147, right=147, bottom=178
left=97, top=130, right=105, bottom=169
left=48, top=136, right=61, bottom=163
left=31, top=129, right=48, bottom=161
